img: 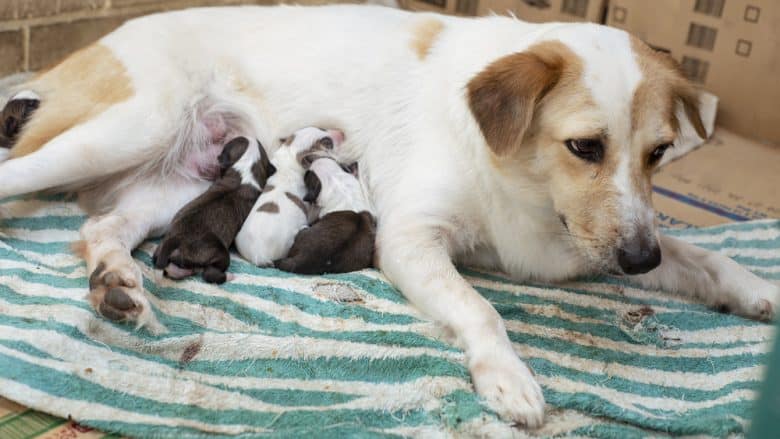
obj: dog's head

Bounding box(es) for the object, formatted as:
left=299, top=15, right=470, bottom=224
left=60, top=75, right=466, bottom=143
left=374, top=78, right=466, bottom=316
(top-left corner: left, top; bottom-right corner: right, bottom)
left=467, top=27, right=705, bottom=275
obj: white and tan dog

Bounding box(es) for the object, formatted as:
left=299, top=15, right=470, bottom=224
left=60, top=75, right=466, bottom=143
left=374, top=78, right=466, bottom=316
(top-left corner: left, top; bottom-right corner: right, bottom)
left=0, top=5, right=777, bottom=427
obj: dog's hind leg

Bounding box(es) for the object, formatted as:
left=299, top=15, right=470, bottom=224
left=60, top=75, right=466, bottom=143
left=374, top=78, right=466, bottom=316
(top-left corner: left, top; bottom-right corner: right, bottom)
left=0, top=98, right=172, bottom=199
left=78, top=177, right=209, bottom=332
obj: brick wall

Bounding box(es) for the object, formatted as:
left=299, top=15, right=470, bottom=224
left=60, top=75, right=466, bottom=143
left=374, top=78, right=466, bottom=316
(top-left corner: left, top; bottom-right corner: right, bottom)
left=0, top=0, right=349, bottom=76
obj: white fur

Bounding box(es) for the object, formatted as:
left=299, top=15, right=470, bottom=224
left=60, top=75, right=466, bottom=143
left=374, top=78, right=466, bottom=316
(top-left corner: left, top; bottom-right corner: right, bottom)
left=0, top=5, right=776, bottom=428
left=10, top=90, right=40, bottom=101
left=308, top=158, right=371, bottom=217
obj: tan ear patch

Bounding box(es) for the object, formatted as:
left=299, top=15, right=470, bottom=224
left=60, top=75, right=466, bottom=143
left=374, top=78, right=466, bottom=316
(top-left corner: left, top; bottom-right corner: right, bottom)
left=466, top=41, right=575, bottom=156
left=630, top=37, right=706, bottom=140
left=11, top=44, right=134, bottom=158
left=410, top=18, right=445, bottom=60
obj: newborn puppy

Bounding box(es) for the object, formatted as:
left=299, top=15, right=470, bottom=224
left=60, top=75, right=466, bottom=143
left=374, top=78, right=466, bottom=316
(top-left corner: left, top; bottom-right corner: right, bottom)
left=0, top=91, right=40, bottom=154
left=153, top=137, right=275, bottom=283
left=275, top=157, right=376, bottom=274
left=235, top=127, right=344, bottom=266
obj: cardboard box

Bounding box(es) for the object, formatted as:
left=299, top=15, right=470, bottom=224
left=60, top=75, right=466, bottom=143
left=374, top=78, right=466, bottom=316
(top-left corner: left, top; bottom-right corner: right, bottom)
left=607, top=0, right=780, bottom=145
left=401, top=0, right=606, bottom=22
left=653, top=128, right=780, bottom=228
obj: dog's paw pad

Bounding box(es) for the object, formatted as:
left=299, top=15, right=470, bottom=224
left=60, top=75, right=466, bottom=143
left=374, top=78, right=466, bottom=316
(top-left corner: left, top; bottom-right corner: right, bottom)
left=105, top=288, right=137, bottom=311
left=88, top=263, right=144, bottom=323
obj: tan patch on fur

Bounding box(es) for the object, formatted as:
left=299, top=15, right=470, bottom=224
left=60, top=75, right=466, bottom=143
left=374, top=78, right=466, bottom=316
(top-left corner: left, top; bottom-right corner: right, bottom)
left=629, top=37, right=706, bottom=140
left=467, top=41, right=582, bottom=157
left=11, top=44, right=134, bottom=158
left=257, top=201, right=280, bottom=213
left=410, top=18, right=444, bottom=60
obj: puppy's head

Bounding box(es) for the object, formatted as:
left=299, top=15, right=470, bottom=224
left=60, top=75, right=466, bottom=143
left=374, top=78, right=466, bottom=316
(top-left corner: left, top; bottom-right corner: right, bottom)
left=219, top=137, right=276, bottom=186
left=467, top=27, right=705, bottom=275
left=280, top=126, right=345, bottom=163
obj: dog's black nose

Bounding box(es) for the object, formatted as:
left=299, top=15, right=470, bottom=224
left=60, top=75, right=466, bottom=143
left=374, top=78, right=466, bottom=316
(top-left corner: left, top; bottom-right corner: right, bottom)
left=617, top=238, right=661, bottom=275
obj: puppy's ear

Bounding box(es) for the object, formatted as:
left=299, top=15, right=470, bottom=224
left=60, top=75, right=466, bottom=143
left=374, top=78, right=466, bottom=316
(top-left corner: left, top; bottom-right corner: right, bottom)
left=343, top=162, right=359, bottom=177
left=467, top=44, right=565, bottom=156
left=252, top=139, right=276, bottom=186
left=219, top=137, right=250, bottom=171
left=303, top=170, right=322, bottom=204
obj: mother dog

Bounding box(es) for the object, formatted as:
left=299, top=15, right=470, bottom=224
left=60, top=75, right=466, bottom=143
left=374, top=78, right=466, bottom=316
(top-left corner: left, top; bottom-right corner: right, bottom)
left=0, top=5, right=776, bottom=427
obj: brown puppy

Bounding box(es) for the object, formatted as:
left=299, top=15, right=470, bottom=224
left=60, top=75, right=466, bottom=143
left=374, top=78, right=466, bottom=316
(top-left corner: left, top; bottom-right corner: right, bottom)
left=275, top=211, right=376, bottom=275
left=153, top=137, right=275, bottom=283
left=275, top=157, right=375, bottom=274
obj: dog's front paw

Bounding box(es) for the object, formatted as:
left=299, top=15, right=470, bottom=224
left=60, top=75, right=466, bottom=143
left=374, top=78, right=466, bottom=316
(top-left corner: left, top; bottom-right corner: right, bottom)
left=85, top=250, right=171, bottom=334
left=88, top=260, right=145, bottom=322
left=724, top=280, right=779, bottom=322
left=470, top=350, right=545, bottom=428
left=750, top=282, right=778, bottom=321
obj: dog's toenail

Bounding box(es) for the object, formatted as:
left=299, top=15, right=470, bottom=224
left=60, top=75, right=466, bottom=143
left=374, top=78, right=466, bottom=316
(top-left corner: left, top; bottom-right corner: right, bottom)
left=99, top=303, right=126, bottom=321
left=105, top=288, right=135, bottom=310
left=89, top=262, right=106, bottom=290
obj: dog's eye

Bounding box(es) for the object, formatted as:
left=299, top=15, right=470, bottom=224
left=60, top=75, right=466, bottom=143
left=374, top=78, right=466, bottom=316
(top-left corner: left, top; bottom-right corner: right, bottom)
left=320, top=137, right=334, bottom=149
left=648, top=143, right=673, bottom=165
left=565, top=138, right=604, bottom=163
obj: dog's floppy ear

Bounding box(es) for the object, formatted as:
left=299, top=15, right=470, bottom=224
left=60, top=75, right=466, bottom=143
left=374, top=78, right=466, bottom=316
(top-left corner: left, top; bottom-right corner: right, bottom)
left=647, top=49, right=707, bottom=140
left=467, top=45, right=565, bottom=156
left=303, top=170, right=322, bottom=204
left=671, top=79, right=707, bottom=140
left=218, top=137, right=250, bottom=171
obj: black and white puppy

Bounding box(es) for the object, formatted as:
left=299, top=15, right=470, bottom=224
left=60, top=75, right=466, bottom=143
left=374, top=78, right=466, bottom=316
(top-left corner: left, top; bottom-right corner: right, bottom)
left=153, top=137, right=275, bottom=283
left=275, top=157, right=376, bottom=274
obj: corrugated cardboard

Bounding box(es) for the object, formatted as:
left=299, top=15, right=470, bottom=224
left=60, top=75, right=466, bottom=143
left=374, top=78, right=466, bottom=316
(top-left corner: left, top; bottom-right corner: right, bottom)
left=607, top=0, right=780, bottom=145
left=654, top=128, right=780, bottom=228
left=401, top=0, right=606, bottom=22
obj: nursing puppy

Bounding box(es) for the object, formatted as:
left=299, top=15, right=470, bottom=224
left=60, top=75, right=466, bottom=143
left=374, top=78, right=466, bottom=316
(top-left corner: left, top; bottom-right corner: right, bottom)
left=153, top=137, right=274, bottom=284
left=235, top=127, right=345, bottom=266
left=275, top=157, right=375, bottom=274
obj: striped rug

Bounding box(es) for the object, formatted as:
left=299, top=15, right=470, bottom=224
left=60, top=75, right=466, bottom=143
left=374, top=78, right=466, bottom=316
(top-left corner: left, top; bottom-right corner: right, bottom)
left=0, top=194, right=777, bottom=438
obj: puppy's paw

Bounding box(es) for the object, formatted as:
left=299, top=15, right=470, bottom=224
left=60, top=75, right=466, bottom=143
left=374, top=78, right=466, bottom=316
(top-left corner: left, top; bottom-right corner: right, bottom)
left=470, top=350, right=545, bottom=428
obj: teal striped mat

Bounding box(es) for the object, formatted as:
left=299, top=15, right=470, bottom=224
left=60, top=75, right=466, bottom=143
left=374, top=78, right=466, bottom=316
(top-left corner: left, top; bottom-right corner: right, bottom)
left=0, top=194, right=777, bottom=438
